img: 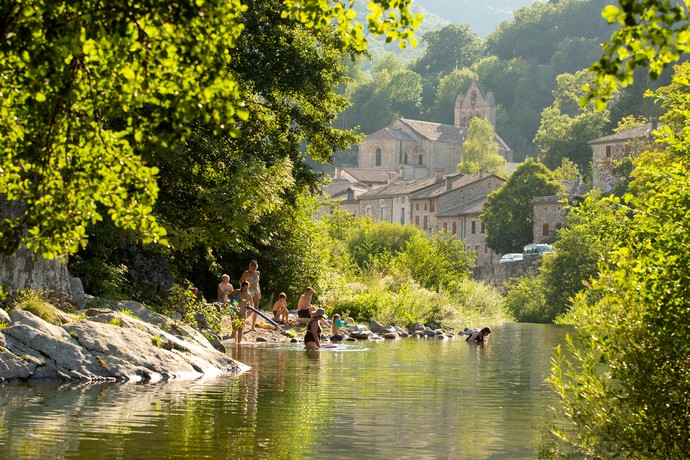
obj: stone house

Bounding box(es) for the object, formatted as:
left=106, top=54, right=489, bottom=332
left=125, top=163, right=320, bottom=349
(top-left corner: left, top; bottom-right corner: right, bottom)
left=410, top=174, right=505, bottom=267
left=358, top=80, right=512, bottom=179
left=532, top=179, right=590, bottom=243
left=589, top=118, right=661, bottom=192
left=355, top=172, right=443, bottom=225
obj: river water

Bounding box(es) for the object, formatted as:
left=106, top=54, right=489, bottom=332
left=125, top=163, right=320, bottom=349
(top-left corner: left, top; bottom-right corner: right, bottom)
left=0, top=323, right=570, bottom=459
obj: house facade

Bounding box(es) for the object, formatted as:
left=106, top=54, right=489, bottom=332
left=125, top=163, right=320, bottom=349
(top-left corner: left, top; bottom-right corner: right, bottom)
left=589, top=119, right=660, bottom=192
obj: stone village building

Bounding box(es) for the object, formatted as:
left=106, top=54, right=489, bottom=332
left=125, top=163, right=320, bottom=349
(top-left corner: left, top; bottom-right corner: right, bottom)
left=358, top=80, right=512, bottom=179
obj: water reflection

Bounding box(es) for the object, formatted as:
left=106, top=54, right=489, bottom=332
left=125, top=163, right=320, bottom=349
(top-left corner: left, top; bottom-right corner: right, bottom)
left=0, top=324, right=569, bottom=459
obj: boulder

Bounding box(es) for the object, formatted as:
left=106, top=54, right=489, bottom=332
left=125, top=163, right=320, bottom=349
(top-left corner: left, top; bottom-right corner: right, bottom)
left=369, top=320, right=384, bottom=333
left=0, top=308, right=10, bottom=325
left=0, top=301, right=247, bottom=384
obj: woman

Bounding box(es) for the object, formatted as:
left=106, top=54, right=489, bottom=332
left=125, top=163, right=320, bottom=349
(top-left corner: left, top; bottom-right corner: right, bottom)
left=466, top=327, right=491, bottom=343
left=304, top=308, right=326, bottom=350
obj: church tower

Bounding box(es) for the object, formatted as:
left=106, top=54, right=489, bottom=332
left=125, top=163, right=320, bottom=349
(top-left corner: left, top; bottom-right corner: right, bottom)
left=454, top=80, right=496, bottom=129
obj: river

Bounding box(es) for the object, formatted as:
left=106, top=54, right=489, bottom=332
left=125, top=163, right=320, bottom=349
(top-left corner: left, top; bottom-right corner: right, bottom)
left=0, top=323, right=571, bottom=459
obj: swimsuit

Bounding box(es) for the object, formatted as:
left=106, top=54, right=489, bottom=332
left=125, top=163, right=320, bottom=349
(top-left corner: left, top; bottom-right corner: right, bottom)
left=304, top=319, right=322, bottom=344
left=298, top=309, right=311, bottom=318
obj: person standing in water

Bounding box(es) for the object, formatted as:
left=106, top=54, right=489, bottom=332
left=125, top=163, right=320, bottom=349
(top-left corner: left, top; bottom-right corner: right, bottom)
left=239, top=260, right=261, bottom=331
left=304, top=308, right=326, bottom=350
left=232, top=281, right=253, bottom=344
left=466, top=327, right=491, bottom=343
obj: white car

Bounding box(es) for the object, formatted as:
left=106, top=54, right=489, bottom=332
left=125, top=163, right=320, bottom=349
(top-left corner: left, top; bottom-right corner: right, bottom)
left=499, top=253, right=523, bottom=263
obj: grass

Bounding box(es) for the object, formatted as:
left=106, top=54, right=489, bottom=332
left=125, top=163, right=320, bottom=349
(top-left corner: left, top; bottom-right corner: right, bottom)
left=13, top=290, right=62, bottom=325
left=107, top=317, right=122, bottom=327
left=151, top=335, right=163, bottom=348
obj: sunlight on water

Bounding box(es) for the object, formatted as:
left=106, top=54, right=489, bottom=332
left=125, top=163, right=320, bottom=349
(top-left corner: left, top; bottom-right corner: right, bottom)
left=0, top=323, right=570, bottom=459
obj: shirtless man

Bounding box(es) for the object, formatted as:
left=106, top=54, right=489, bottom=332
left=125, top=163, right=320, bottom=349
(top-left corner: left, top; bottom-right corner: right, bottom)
left=217, top=274, right=234, bottom=303
left=239, top=260, right=261, bottom=331
left=297, top=287, right=315, bottom=320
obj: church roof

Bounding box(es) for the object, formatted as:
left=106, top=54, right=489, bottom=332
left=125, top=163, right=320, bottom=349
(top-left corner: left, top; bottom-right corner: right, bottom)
left=366, top=118, right=466, bottom=144
left=438, top=196, right=487, bottom=217
left=358, top=176, right=440, bottom=199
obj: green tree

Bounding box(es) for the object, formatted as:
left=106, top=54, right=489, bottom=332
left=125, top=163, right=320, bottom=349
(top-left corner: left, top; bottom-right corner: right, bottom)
left=546, top=59, right=690, bottom=460
left=533, top=71, right=610, bottom=174
left=411, top=24, right=486, bottom=80
left=426, top=68, right=474, bottom=124
left=0, top=0, right=421, bottom=258
left=457, top=117, right=506, bottom=176
left=482, top=159, right=564, bottom=255
left=585, top=0, right=690, bottom=106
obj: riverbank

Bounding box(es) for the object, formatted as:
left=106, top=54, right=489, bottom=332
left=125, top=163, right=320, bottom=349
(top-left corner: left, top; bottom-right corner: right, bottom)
left=0, top=300, right=247, bottom=384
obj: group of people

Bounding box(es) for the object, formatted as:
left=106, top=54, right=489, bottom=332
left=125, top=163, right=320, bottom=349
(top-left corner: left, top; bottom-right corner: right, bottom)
left=217, top=260, right=263, bottom=344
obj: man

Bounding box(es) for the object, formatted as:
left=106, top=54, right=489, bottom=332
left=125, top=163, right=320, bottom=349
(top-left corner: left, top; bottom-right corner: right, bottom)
left=217, top=274, right=234, bottom=303
left=297, top=287, right=315, bottom=320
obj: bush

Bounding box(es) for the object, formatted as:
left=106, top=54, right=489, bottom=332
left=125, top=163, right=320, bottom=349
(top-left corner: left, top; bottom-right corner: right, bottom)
left=70, top=258, right=132, bottom=300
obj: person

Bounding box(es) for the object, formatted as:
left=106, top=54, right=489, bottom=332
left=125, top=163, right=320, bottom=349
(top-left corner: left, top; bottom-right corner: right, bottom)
left=231, top=281, right=253, bottom=344
left=217, top=274, right=234, bottom=303
left=466, top=327, right=491, bottom=343
left=272, top=292, right=290, bottom=324
left=304, top=307, right=326, bottom=350
left=297, top=287, right=315, bottom=320
left=331, top=313, right=346, bottom=341
left=239, top=260, right=261, bottom=331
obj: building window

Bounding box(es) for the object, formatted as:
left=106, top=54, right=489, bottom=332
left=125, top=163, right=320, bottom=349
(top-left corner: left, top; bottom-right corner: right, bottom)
left=415, top=215, right=419, bottom=226
left=400, top=208, right=405, bottom=224
left=555, top=222, right=562, bottom=230
left=380, top=207, right=386, bottom=220
left=452, top=222, right=457, bottom=235
left=347, top=189, right=354, bottom=200
left=424, top=203, right=428, bottom=211
left=415, top=203, right=419, bottom=211
left=543, top=223, right=550, bottom=236
left=471, top=221, right=476, bottom=234
left=605, top=145, right=612, bottom=158
left=423, top=215, right=428, bottom=230
left=418, top=155, right=424, bottom=165
left=375, top=148, right=382, bottom=166
left=365, top=207, right=371, bottom=217
left=443, top=222, right=447, bottom=232
left=404, top=153, right=408, bottom=164
left=430, top=201, right=435, bottom=212
left=480, top=222, right=485, bottom=234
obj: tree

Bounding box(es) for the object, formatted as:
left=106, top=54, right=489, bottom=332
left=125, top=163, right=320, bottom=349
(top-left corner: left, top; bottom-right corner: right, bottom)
left=411, top=24, right=485, bottom=80
left=546, top=58, right=690, bottom=460
left=482, top=159, right=564, bottom=255
left=585, top=0, right=690, bottom=106
left=0, top=0, right=422, bottom=259
left=533, top=71, right=610, bottom=174
left=426, top=68, right=474, bottom=124
left=457, top=117, right=506, bottom=176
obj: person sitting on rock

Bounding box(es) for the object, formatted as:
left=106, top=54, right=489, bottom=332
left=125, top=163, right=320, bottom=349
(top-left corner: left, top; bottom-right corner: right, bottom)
left=297, top=287, right=315, bottom=320
left=272, top=292, right=290, bottom=324
left=466, top=327, right=491, bottom=343
left=330, top=314, right=346, bottom=341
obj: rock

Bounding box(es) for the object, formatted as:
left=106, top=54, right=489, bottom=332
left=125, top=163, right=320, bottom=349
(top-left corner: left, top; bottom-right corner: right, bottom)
left=255, top=336, right=268, bottom=343
left=0, top=308, right=10, bottom=325
left=0, top=301, right=247, bottom=384
left=349, top=330, right=372, bottom=340
left=69, top=277, right=92, bottom=308
left=369, top=320, right=384, bottom=333
left=409, top=322, right=425, bottom=333
left=382, top=332, right=399, bottom=339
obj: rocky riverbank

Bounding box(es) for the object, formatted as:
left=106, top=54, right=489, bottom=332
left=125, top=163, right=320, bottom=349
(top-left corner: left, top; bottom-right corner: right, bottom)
left=0, top=300, right=247, bottom=384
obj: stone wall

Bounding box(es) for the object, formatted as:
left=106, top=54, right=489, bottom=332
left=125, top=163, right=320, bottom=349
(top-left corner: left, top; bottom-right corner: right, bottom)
left=0, top=247, right=71, bottom=297
left=472, top=258, right=542, bottom=292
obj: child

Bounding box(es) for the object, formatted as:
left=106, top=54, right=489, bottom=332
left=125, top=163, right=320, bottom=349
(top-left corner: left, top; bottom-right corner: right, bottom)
left=272, top=292, right=290, bottom=324
left=331, top=314, right=346, bottom=341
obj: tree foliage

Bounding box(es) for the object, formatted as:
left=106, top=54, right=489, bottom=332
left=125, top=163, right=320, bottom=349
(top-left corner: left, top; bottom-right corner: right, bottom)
left=585, top=0, right=690, bottom=106
left=0, top=0, right=422, bottom=258
left=457, top=117, right=506, bottom=176
left=546, top=61, right=690, bottom=459
left=482, top=159, right=564, bottom=255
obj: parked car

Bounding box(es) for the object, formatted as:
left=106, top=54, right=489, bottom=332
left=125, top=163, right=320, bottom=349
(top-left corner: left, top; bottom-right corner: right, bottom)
left=499, top=253, right=523, bottom=263
left=523, top=243, right=553, bottom=258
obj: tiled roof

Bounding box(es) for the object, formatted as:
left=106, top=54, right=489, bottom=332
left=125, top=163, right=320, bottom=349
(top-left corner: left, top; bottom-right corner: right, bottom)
left=410, top=174, right=503, bottom=199
left=398, top=118, right=466, bottom=143
left=438, top=196, right=486, bottom=217
left=338, top=168, right=396, bottom=184
left=589, top=121, right=662, bottom=145
left=561, top=179, right=589, bottom=196
left=359, top=176, right=440, bottom=199
left=324, top=179, right=363, bottom=198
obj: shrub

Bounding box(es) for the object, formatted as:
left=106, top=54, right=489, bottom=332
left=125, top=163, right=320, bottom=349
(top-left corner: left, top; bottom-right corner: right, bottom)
left=70, top=258, right=132, bottom=300
left=12, top=290, right=62, bottom=325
